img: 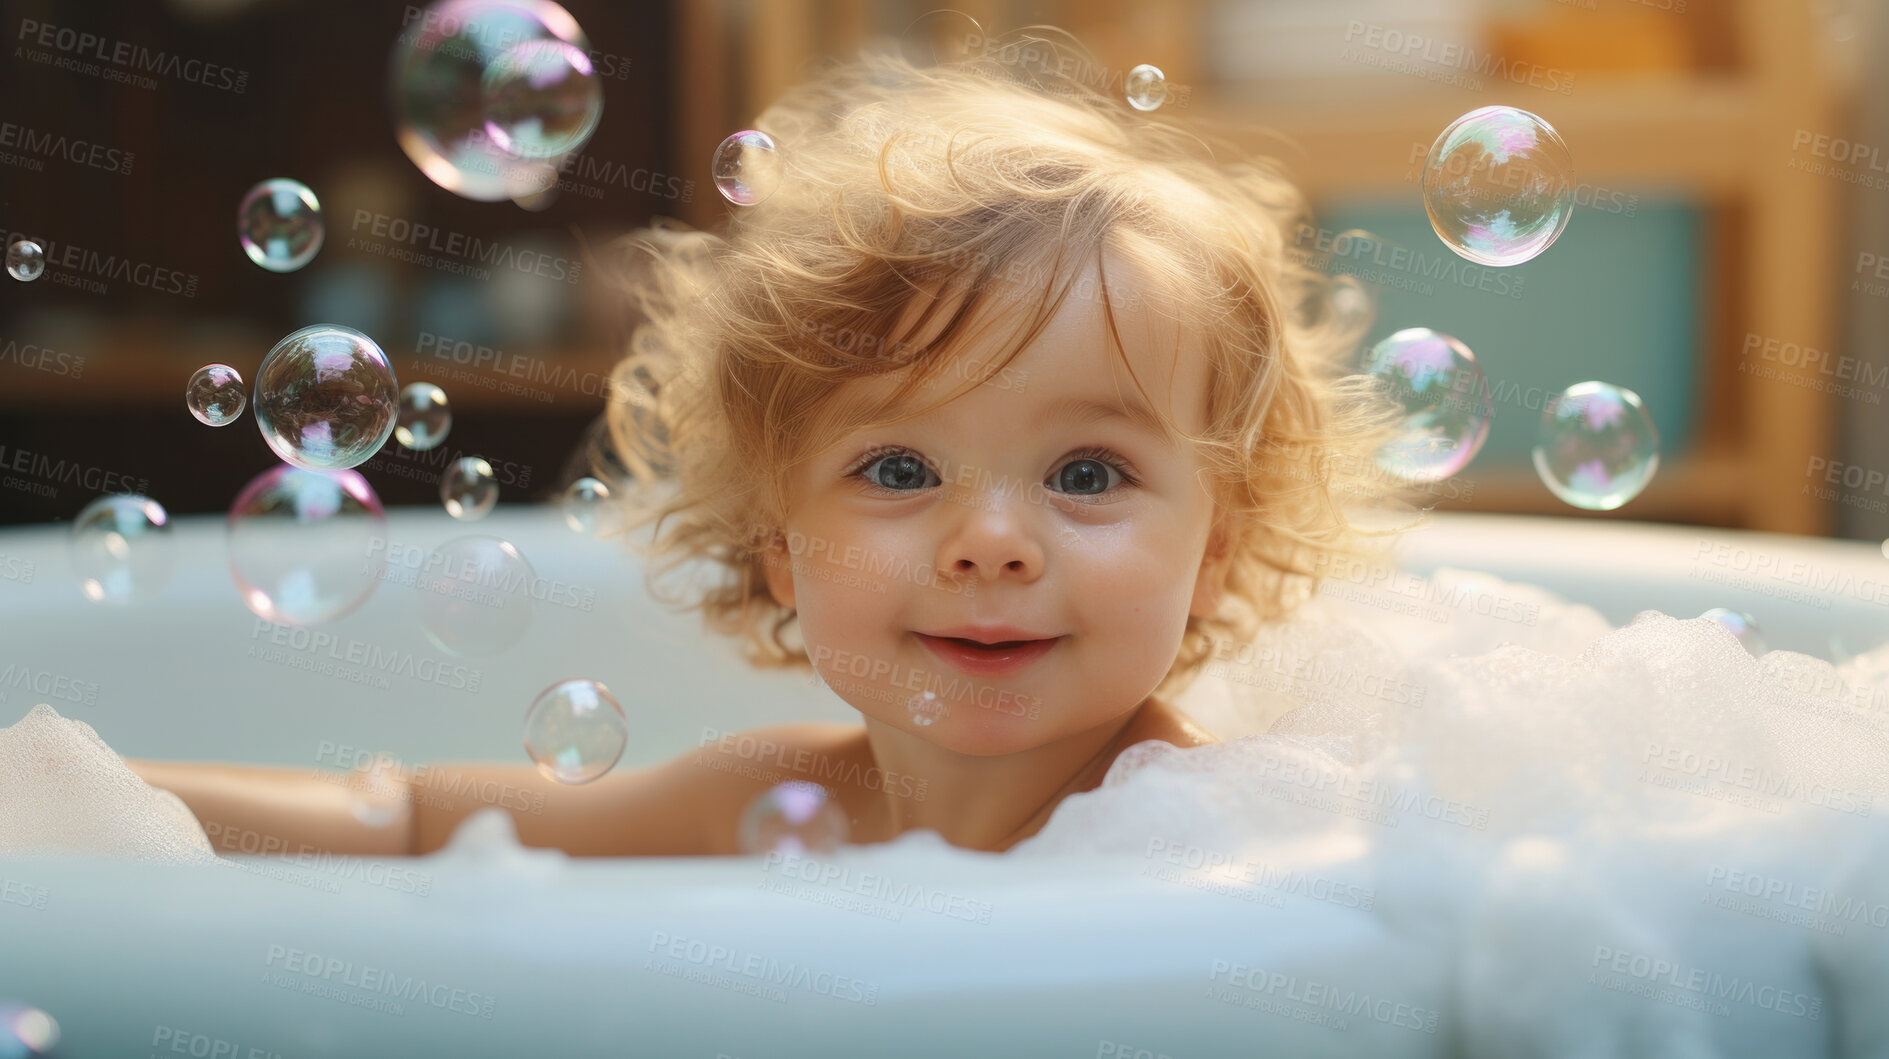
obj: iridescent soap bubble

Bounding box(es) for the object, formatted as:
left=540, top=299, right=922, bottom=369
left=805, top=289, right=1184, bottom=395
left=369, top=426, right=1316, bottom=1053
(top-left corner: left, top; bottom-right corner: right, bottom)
left=416, top=535, right=535, bottom=655
left=6, top=239, right=44, bottom=282
left=441, top=456, right=498, bottom=520
left=713, top=130, right=782, bottom=206
left=227, top=465, right=386, bottom=626
left=1422, top=106, right=1575, bottom=266
left=898, top=8, right=984, bottom=66
left=1363, top=328, right=1492, bottom=483
left=909, top=690, right=947, bottom=727
left=481, top=39, right=602, bottom=159
left=0, top=1003, right=60, bottom=1057
left=70, top=495, right=172, bottom=605
left=254, top=324, right=399, bottom=472
left=391, top=0, right=593, bottom=201
left=1533, top=381, right=1660, bottom=511
left=1700, top=607, right=1766, bottom=656
left=237, top=178, right=325, bottom=273
left=523, top=678, right=628, bottom=784
left=738, top=781, right=849, bottom=855
left=186, top=363, right=247, bottom=427
left=559, top=476, right=621, bottom=536
left=395, top=383, right=452, bottom=450
left=1125, top=64, right=1166, bottom=111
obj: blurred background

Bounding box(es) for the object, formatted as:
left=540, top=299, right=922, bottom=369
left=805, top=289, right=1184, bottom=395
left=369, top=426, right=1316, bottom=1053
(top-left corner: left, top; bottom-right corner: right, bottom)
left=0, top=0, right=1883, bottom=540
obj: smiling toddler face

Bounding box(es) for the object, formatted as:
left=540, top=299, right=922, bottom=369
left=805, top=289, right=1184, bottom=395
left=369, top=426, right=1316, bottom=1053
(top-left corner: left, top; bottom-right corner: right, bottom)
left=762, top=257, right=1229, bottom=754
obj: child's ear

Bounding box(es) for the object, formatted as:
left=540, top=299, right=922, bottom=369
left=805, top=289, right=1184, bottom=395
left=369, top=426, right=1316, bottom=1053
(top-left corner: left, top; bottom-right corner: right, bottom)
left=760, top=534, right=796, bottom=610
left=1188, top=521, right=1234, bottom=620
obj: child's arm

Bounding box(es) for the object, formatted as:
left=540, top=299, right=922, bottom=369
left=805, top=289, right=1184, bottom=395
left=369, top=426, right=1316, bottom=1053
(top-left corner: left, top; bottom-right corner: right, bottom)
left=125, top=725, right=848, bottom=858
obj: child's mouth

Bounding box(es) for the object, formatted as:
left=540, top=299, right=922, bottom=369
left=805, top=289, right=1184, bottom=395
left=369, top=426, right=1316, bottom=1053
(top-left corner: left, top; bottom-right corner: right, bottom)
left=913, top=632, right=1062, bottom=678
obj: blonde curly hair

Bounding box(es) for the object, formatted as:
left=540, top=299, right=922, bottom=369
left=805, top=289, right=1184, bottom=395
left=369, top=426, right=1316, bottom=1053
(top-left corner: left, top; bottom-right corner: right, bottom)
left=595, top=36, right=1412, bottom=701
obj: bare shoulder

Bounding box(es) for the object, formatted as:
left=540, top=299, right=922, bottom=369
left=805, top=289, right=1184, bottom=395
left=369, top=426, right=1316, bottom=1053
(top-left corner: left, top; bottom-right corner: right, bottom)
left=652, top=722, right=875, bottom=855
left=1128, top=698, right=1221, bottom=750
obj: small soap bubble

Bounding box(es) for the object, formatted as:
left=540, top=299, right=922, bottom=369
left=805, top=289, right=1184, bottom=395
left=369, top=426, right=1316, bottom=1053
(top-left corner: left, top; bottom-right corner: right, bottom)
left=909, top=690, right=947, bottom=727
left=1700, top=608, right=1766, bottom=656
left=738, top=781, right=849, bottom=855
left=559, top=476, right=620, bottom=536
left=1329, top=274, right=1374, bottom=334
left=481, top=39, right=603, bottom=159
left=1422, top=106, right=1575, bottom=266
left=227, top=465, right=386, bottom=626
left=395, top=382, right=452, bottom=451
left=713, top=130, right=782, bottom=206
left=254, top=324, right=400, bottom=472
left=1533, top=381, right=1660, bottom=511
left=0, top=1002, right=61, bottom=1057
left=1124, top=64, right=1166, bottom=111
left=70, top=495, right=173, bottom=605
left=523, top=678, right=628, bottom=784
left=5, top=239, right=44, bottom=282
left=237, top=178, right=325, bottom=273
left=441, top=456, right=498, bottom=520
left=416, top=535, right=536, bottom=655
left=391, top=0, right=593, bottom=201
left=1363, top=328, right=1492, bottom=483
left=186, top=363, right=247, bottom=427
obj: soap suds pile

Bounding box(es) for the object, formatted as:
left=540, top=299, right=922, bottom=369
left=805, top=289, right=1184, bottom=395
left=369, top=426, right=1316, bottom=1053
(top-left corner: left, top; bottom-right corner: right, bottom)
left=1021, top=569, right=1889, bottom=1057
left=0, top=703, right=217, bottom=863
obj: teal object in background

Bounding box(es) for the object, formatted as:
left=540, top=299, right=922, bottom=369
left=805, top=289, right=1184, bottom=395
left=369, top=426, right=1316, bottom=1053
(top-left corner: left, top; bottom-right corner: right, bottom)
left=1312, top=197, right=1701, bottom=467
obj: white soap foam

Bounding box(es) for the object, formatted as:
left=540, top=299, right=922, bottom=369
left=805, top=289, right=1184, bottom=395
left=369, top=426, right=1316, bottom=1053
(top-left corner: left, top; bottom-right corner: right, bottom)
left=1018, top=573, right=1889, bottom=1058
left=0, top=703, right=217, bottom=864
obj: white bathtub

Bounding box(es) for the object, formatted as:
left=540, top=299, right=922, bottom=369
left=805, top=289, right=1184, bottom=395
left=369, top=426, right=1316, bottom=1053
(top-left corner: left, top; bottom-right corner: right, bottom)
left=0, top=508, right=1884, bottom=1057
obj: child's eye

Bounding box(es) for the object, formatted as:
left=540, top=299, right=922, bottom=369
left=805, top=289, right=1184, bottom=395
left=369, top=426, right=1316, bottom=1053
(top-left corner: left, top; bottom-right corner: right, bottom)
left=854, top=449, right=941, bottom=491
left=1049, top=449, right=1137, bottom=496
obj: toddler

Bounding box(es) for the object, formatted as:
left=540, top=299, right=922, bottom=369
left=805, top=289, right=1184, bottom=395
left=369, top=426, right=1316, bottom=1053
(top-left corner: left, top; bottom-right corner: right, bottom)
left=132, top=36, right=1404, bottom=858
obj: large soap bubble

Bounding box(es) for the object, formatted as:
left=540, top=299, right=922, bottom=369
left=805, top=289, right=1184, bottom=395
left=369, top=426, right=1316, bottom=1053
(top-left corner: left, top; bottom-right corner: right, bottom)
left=1532, top=381, right=1660, bottom=511
left=1422, top=106, right=1575, bottom=267
left=523, top=679, right=627, bottom=784
left=1363, top=328, right=1492, bottom=483
left=416, top=535, right=536, bottom=655
left=227, top=465, right=386, bottom=626
left=253, top=324, right=399, bottom=472
left=391, top=0, right=599, bottom=201
left=738, top=781, right=849, bottom=855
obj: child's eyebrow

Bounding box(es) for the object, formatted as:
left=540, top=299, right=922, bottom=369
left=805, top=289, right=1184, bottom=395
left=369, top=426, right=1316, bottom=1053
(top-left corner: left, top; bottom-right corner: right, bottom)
left=1044, top=394, right=1172, bottom=441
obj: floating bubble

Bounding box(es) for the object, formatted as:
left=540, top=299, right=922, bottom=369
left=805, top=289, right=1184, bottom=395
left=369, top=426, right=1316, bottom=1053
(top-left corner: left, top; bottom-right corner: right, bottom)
left=559, top=476, right=621, bottom=536
left=1533, top=381, right=1660, bottom=511
left=1422, top=106, right=1575, bottom=267
left=237, top=178, right=325, bottom=273
left=390, top=0, right=592, bottom=201
left=441, top=456, right=498, bottom=520
left=186, top=363, right=247, bottom=427
left=70, top=495, right=172, bottom=605
left=1363, top=328, right=1492, bottom=483
left=1700, top=607, right=1766, bottom=656
left=1124, top=64, right=1166, bottom=111
left=253, top=324, right=399, bottom=472
left=713, top=130, right=782, bottom=206
left=0, top=1002, right=60, bottom=1057
left=227, top=465, right=386, bottom=626
left=523, top=678, right=628, bottom=784
left=738, top=781, right=849, bottom=855
left=480, top=39, right=602, bottom=159
left=898, top=8, right=985, bottom=66
left=6, top=239, right=44, bottom=282
left=395, top=382, right=452, bottom=451
left=909, top=690, right=947, bottom=727
left=416, top=535, right=535, bottom=655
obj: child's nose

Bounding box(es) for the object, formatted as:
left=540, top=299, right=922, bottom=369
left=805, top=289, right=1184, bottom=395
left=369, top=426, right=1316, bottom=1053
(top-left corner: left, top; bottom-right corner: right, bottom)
left=936, top=496, right=1046, bottom=584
